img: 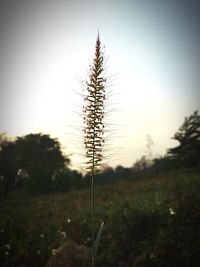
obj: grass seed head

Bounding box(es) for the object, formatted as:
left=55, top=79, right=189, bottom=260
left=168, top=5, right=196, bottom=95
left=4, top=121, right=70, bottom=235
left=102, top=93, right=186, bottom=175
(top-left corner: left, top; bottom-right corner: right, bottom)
left=83, top=33, right=106, bottom=175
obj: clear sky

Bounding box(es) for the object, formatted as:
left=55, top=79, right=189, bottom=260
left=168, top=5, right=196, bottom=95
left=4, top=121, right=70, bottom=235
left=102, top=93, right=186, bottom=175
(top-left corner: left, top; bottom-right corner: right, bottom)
left=0, top=0, right=200, bottom=170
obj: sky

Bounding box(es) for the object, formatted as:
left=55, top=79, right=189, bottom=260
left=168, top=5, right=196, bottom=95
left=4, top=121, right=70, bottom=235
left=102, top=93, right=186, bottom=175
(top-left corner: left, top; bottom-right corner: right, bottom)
left=0, top=0, right=200, bottom=171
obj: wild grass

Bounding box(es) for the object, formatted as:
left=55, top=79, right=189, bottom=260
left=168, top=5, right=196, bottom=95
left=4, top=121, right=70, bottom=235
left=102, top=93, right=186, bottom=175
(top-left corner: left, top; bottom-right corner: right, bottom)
left=83, top=32, right=107, bottom=266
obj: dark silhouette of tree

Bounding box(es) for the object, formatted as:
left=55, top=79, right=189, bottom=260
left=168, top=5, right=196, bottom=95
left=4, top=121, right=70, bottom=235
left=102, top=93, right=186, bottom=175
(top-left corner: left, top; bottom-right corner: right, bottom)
left=168, top=110, right=200, bottom=167
left=0, top=134, right=18, bottom=198
left=152, top=156, right=175, bottom=173
left=115, top=165, right=131, bottom=179
left=15, top=133, right=70, bottom=193
left=0, top=133, right=71, bottom=197
left=133, top=155, right=152, bottom=170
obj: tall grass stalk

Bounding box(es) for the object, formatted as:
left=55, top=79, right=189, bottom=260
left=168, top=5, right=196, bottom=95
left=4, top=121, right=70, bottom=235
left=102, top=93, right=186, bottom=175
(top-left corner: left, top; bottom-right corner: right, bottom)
left=83, top=32, right=106, bottom=267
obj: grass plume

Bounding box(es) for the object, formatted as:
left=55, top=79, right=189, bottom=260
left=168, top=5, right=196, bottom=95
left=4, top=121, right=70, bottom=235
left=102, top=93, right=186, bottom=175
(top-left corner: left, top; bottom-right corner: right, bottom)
left=83, top=32, right=106, bottom=267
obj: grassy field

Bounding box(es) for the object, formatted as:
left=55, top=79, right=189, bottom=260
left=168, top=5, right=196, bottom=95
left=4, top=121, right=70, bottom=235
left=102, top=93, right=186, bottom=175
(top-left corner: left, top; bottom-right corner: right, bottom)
left=0, top=168, right=200, bottom=267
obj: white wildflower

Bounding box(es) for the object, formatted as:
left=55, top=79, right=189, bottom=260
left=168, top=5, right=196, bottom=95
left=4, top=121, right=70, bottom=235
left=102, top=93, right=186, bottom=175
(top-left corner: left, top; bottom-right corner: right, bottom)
left=169, top=207, right=176, bottom=215
left=60, top=231, right=67, bottom=238
left=52, top=249, right=57, bottom=256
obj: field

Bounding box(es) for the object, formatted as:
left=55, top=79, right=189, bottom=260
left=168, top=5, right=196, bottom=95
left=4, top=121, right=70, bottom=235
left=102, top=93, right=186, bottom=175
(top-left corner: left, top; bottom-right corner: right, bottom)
left=0, top=168, right=200, bottom=267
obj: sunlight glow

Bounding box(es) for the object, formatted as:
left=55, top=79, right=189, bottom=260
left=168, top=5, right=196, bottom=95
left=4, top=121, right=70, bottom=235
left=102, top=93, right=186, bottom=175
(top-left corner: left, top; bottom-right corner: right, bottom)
left=0, top=0, right=199, bottom=170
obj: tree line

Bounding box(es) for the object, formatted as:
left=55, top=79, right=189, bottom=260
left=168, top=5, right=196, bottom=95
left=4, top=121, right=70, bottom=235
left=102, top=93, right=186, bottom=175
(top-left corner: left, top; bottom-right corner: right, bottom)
left=0, top=110, right=199, bottom=198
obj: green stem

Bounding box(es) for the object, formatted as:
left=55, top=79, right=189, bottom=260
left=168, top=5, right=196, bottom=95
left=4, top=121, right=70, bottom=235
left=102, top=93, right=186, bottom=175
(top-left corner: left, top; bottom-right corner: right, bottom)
left=91, top=172, right=95, bottom=267
left=92, top=86, right=97, bottom=267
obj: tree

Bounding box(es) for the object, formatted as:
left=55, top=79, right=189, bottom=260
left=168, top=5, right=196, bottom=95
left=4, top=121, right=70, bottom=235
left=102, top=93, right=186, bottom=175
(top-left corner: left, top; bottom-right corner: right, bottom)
left=0, top=134, right=18, bottom=198
left=0, top=132, right=83, bottom=196
left=152, top=156, right=175, bottom=173
left=15, top=133, right=70, bottom=193
left=168, top=110, right=200, bottom=167
left=133, top=155, right=152, bottom=170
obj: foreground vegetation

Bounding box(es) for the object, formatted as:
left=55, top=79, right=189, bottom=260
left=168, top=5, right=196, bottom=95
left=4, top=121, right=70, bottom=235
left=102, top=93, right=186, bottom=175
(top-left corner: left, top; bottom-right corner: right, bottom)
left=0, top=168, right=200, bottom=267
